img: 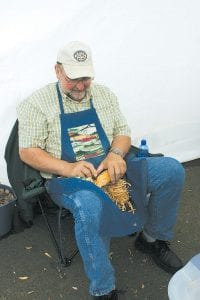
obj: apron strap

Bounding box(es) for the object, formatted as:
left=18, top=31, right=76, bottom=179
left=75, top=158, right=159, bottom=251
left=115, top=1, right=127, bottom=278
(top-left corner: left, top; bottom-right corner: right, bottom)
left=90, top=98, right=94, bottom=108
left=56, top=82, right=64, bottom=114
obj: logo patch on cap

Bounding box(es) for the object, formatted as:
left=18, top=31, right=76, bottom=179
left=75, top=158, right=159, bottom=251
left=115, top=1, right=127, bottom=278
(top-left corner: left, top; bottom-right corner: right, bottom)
left=73, top=50, right=87, bottom=62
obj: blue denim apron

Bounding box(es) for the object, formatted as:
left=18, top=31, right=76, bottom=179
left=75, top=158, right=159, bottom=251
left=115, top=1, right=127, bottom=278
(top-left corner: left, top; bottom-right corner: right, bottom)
left=57, top=83, right=110, bottom=168
left=47, top=83, right=147, bottom=237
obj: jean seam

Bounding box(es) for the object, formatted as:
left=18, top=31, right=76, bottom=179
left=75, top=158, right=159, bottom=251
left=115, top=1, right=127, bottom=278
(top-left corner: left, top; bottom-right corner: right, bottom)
left=76, top=200, right=97, bottom=291
left=145, top=180, right=167, bottom=238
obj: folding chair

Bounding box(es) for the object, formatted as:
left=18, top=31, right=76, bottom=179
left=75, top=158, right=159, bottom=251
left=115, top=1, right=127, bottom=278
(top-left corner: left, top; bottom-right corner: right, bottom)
left=4, top=120, right=79, bottom=267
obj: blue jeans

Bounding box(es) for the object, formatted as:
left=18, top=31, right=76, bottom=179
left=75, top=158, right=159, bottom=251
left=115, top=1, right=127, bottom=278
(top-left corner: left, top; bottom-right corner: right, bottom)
left=46, top=156, right=185, bottom=296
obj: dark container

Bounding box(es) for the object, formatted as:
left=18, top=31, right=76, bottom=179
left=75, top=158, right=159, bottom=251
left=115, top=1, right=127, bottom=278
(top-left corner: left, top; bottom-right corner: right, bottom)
left=0, top=184, right=17, bottom=237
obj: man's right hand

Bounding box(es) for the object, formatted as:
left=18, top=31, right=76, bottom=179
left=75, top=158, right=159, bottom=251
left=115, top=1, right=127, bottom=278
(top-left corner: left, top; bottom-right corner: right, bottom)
left=62, top=161, right=97, bottom=179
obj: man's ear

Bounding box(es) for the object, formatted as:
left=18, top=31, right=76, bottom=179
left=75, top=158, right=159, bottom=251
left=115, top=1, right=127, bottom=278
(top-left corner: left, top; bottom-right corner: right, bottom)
left=55, top=64, right=60, bottom=79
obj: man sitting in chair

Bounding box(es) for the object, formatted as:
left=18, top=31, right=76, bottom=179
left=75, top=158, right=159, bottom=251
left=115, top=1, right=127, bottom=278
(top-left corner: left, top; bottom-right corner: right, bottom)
left=17, top=41, right=185, bottom=300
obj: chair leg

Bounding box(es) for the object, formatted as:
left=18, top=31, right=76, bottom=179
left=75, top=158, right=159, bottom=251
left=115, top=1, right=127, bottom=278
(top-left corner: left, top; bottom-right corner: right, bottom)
left=58, top=207, right=79, bottom=266
left=38, top=198, right=79, bottom=267
left=38, top=199, right=67, bottom=266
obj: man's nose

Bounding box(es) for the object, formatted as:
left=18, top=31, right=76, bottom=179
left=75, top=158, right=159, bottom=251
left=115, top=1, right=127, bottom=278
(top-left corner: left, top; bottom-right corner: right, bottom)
left=75, top=81, right=85, bottom=91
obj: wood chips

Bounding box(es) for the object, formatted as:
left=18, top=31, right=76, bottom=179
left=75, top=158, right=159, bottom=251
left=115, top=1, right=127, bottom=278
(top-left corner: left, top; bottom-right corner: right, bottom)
left=94, top=170, right=135, bottom=213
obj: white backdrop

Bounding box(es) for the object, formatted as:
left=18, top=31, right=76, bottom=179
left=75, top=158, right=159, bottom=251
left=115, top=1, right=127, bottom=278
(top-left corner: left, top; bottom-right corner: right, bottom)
left=1, top=0, right=200, bottom=185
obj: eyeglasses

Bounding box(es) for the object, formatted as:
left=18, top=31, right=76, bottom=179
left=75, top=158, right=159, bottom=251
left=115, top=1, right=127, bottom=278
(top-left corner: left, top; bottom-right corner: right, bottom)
left=62, top=72, right=92, bottom=87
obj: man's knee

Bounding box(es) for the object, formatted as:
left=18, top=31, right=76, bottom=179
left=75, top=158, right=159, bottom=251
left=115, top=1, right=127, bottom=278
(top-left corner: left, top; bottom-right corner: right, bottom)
left=163, top=157, right=185, bottom=186
left=148, top=156, right=185, bottom=191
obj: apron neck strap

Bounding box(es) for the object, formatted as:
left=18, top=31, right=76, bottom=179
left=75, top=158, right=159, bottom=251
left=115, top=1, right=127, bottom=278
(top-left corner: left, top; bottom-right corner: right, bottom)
left=90, top=98, right=94, bottom=108
left=56, top=82, right=64, bottom=114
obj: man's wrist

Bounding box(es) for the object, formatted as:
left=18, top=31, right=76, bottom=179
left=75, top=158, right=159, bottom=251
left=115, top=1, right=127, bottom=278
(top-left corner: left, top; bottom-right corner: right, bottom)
left=109, top=147, right=126, bottom=158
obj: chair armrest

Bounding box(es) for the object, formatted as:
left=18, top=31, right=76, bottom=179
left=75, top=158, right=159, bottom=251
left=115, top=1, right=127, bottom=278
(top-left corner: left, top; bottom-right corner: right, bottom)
left=129, top=145, right=164, bottom=157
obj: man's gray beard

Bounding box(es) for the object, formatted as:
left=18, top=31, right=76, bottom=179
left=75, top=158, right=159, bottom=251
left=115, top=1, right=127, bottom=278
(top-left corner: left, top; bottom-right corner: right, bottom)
left=66, top=89, right=90, bottom=102
left=66, top=91, right=86, bottom=101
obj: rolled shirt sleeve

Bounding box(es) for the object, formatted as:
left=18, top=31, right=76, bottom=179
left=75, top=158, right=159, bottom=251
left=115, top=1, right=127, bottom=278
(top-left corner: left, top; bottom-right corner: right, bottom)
left=109, top=89, right=131, bottom=138
left=17, top=95, right=48, bottom=149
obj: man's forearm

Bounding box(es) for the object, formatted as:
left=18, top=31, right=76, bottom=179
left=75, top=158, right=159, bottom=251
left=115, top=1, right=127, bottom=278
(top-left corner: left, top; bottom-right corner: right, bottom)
left=109, top=135, right=131, bottom=157
left=19, top=147, right=70, bottom=176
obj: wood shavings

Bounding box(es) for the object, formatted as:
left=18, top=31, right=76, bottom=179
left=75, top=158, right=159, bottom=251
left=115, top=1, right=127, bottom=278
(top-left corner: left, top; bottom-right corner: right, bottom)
left=25, top=246, right=32, bottom=250
left=18, top=276, right=29, bottom=280
left=93, top=170, right=135, bottom=213
left=105, top=179, right=135, bottom=212
left=44, top=252, right=52, bottom=258
left=27, top=291, right=35, bottom=295
left=0, top=188, right=15, bottom=206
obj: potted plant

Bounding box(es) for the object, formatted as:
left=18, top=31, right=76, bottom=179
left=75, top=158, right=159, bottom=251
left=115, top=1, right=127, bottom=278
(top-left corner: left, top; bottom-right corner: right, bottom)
left=0, top=184, right=16, bottom=237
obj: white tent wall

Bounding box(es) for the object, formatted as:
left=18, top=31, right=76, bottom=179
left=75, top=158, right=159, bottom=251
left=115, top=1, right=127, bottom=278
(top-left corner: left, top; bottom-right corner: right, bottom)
left=1, top=0, right=200, bottom=185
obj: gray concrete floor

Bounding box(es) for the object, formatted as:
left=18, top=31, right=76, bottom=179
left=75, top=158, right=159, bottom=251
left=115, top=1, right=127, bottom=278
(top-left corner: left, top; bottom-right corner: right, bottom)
left=0, top=159, right=199, bottom=300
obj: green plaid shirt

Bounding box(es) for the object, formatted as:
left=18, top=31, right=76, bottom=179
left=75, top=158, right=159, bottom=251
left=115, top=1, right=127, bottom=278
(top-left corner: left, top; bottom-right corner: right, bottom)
left=17, top=82, right=131, bottom=178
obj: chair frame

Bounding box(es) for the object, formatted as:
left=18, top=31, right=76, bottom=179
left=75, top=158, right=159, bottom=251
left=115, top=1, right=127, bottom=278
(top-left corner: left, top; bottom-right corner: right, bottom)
left=37, top=192, right=79, bottom=267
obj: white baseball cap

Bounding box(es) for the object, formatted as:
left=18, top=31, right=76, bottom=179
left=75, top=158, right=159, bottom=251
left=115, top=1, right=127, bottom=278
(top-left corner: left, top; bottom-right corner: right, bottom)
left=57, top=41, right=94, bottom=79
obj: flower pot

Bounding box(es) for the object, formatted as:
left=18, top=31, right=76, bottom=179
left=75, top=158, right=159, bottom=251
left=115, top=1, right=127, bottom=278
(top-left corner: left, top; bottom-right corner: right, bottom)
left=0, top=184, right=17, bottom=237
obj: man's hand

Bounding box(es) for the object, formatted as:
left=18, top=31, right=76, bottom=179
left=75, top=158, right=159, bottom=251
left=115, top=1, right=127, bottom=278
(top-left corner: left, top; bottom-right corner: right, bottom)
left=97, top=152, right=127, bottom=183
left=63, top=161, right=97, bottom=179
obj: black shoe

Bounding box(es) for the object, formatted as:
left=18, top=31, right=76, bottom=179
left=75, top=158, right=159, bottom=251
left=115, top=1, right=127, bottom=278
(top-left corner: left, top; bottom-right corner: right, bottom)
left=135, top=232, right=183, bottom=274
left=93, top=289, right=118, bottom=299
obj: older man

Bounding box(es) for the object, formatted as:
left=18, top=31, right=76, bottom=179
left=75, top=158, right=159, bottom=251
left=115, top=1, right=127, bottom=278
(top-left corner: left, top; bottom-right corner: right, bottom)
left=17, top=41, right=185, bottom=299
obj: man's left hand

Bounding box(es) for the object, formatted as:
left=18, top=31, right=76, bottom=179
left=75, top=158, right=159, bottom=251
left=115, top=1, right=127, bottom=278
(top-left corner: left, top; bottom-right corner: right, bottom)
left=96, top=152, right=127, bottom=183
